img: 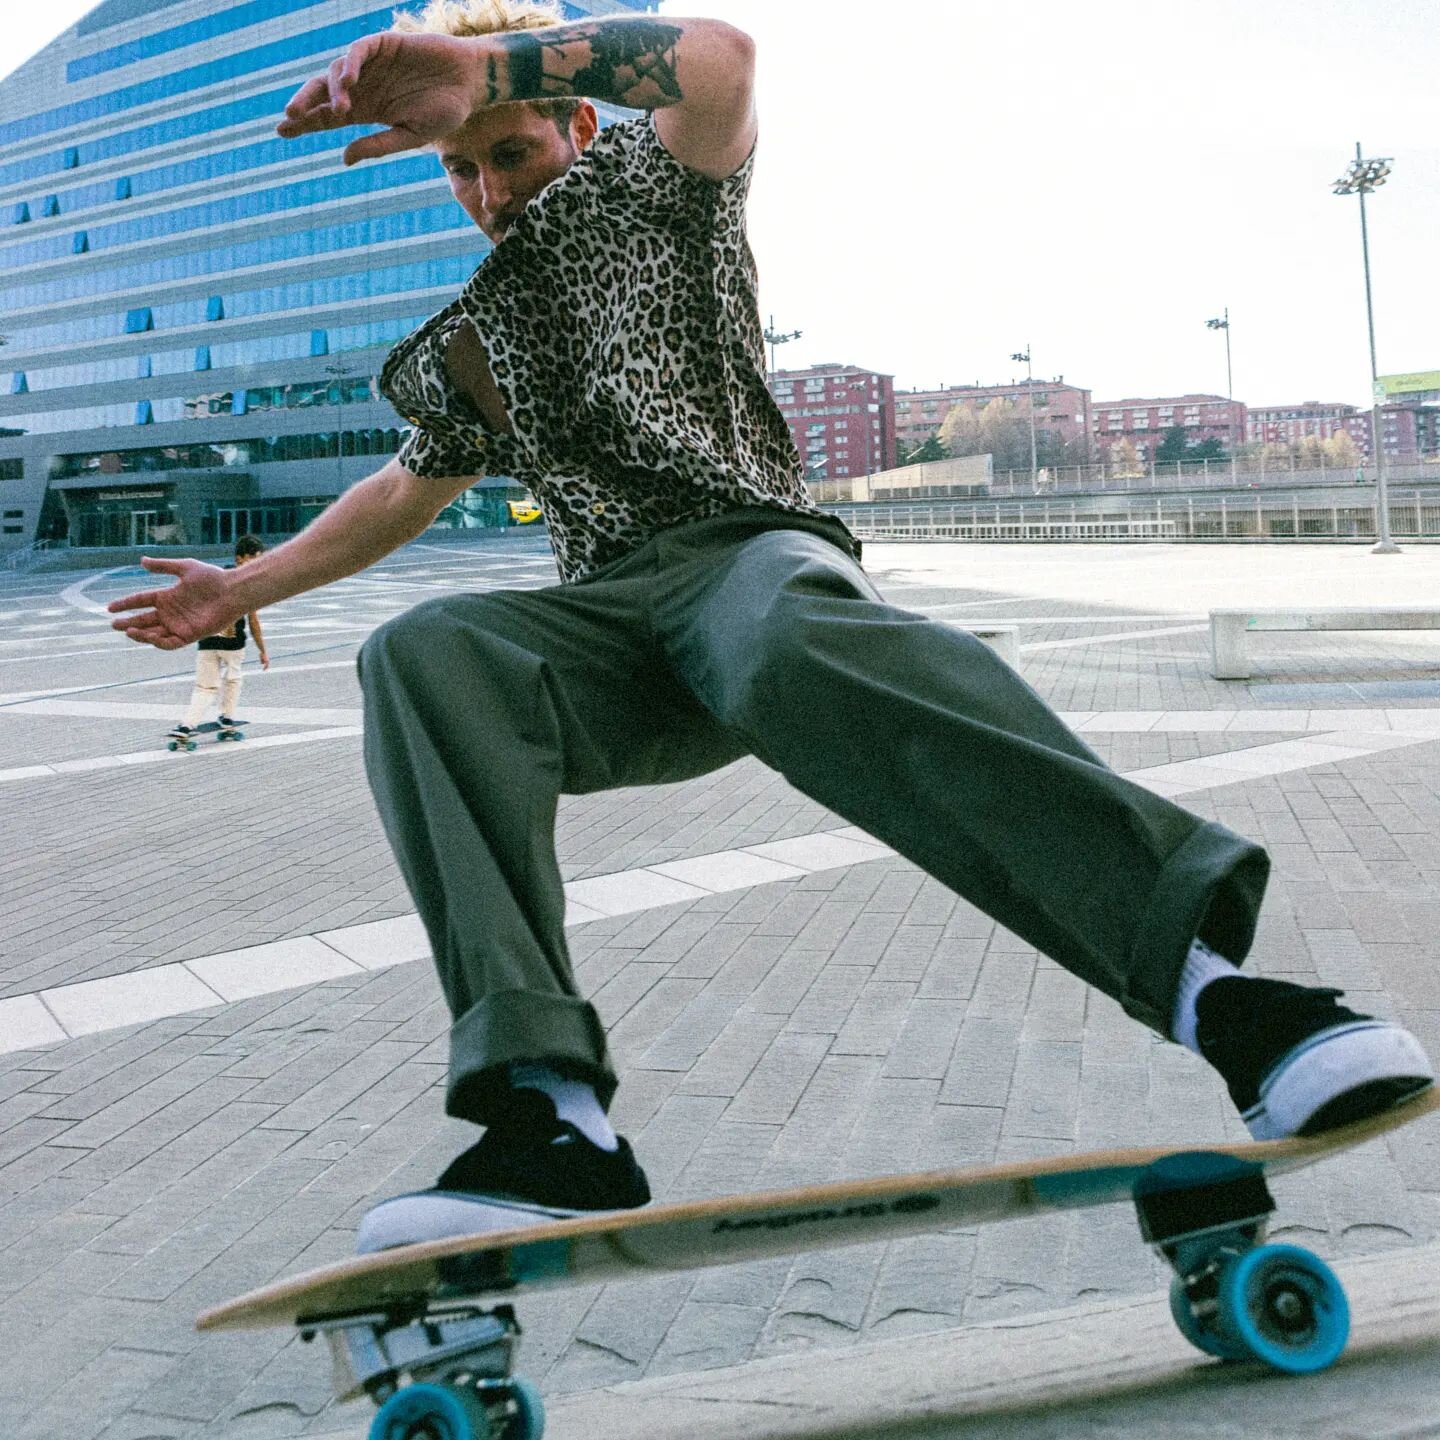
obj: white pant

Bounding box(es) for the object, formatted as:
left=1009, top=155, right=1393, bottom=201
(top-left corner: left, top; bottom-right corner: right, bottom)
left=182, top=649, right=244, bottom=727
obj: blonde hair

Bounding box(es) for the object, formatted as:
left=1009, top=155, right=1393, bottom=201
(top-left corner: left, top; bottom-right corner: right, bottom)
left=392, top=0, right=583, bottom=128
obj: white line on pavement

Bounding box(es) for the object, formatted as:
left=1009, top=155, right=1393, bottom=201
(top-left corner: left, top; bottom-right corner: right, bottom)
left=0, top=725, right=361, bottom=783
left=7, top=712, right=1440, bottom=1050
left=1020, top=623, right=1211, bottom=652
left=1, top=698, right=360, bottom=725
left=2, top=708, right=1437, bottom=789
left=0, top=827, right=891, bottom=1053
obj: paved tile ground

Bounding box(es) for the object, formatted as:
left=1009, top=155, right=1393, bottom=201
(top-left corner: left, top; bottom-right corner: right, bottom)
left=3, top=536, right=1440, bottom=1439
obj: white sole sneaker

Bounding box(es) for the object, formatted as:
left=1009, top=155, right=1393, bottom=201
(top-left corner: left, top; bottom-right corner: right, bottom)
left=1243, top=1020, right=1434, bottom=1140
left=356, top=1190, right=584, bottom=1253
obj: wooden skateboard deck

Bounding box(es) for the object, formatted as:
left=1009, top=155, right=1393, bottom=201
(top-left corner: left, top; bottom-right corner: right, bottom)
left=200, top=1087, right=1438, bottom=1337
left=197, top=1090, right=1439, bottom=1439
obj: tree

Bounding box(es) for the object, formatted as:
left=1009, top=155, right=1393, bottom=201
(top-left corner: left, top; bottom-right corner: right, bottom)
left=1109, top=438, right=1144, bottom=477
left=939, top=398, right=1033, bottom=471
left=1324, top=431, right=1360, bottom=468
left=1153, top=425, right=1190, bottom=464
left=1189, top=436, right=1228, bottom=461
left=898, top=435, right=948, bottom=467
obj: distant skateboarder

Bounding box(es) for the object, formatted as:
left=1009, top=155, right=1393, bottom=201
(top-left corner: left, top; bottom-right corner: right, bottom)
left=111, top=1, right=1432, bottom=1252
left=166, top=534, right=270, bottom=748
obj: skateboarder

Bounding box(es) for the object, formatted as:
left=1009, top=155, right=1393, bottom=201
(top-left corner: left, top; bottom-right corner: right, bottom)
left=111, top=2, right=1432, bottom=1252
left=165, top=534, right=270, bottom=749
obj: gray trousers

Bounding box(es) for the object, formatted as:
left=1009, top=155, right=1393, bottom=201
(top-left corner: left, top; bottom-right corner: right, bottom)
left=358, top=510, right=1269, bottom=1125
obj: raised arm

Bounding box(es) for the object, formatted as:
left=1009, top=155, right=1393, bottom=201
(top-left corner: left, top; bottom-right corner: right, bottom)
left=109, top=460, right=473, bottom=651
left=277, top=16, right=756, bottom=180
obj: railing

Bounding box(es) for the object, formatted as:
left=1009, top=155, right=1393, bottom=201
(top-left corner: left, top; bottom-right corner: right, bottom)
left=982, top=459, right=1437, bottom=498
left=825, top=489, right=1440, bottom=544
left=0, top=538, right=64, bottom=572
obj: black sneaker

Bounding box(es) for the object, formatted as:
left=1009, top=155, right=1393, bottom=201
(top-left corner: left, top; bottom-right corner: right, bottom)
left=1196, top=977, right=1434, bottom=1140
left=356, top=1089, right=651, bottom=1252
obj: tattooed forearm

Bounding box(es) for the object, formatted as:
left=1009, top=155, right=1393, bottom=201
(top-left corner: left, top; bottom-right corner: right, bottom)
left=490, top=20, right=685, bottom=110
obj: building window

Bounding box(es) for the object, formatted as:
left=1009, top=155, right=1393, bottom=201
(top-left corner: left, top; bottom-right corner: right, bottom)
left=125, top=307, right=153, bottom=333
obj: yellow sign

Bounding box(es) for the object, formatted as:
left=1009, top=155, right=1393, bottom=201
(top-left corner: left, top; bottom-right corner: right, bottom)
left=1376, top=370, right=1440, bottom=396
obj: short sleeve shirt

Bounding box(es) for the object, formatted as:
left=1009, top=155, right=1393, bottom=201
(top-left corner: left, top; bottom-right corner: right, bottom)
left=378, top=115, right=854, bottom=584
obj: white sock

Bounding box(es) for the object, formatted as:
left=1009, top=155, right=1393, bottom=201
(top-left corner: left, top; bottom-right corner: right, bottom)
left=1171, top=939, right=1245, bottom=1054
left=510, top=1063, right=619, bottom=1151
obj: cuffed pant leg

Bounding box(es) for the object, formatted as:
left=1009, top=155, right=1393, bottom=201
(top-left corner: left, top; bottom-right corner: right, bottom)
left=661, top=527, right=1269, bottom=1036
left=358, top=583, right=745, bottom=1125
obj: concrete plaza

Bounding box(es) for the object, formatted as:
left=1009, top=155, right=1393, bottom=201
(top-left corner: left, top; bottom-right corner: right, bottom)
left=2, top=535, right=1440, bottom=1439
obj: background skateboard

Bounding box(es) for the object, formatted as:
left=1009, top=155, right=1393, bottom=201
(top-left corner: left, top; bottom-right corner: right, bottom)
left=166, top=718, right=247, bottom=752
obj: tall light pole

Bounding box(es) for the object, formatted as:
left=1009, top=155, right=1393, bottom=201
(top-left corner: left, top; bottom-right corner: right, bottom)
left=1333, top=143, right=1399, bottom=554
left=763, top=315, right=802, bottom=376
left=1010, top=347, right=1038, bottom=485
left=1205, top=309, right=1238, bottom=480
left=324, top=361, right=353, bottom=491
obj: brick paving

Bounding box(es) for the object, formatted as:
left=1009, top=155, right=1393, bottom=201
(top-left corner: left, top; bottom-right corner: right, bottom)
left=2, top=538, right=1440, bottom=1438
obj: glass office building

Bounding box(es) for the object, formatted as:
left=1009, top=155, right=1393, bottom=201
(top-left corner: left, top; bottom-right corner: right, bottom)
left=0, top=0, right=655, bottom=553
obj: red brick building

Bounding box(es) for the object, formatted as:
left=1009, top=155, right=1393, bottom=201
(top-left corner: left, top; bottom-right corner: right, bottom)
left=894, top=379, right=1093, bottom=463
left=1246, top=401, right=1361, bottom=447
left=1091, top=393, right=1247, bottom=461
left=768, top=363, right=896, bottom=480
left=1247, top=401, right=1436, bottom=463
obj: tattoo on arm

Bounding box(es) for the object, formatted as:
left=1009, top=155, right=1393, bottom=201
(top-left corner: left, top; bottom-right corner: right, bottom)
left=494, top=20, right=684, bottom=109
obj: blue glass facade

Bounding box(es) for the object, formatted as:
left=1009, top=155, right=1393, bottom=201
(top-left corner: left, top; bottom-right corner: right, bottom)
left=0, top=0, right=657, bottom=550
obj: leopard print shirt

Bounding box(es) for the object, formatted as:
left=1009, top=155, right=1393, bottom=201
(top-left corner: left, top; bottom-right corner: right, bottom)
left=379, top=114, right=854, bottom=583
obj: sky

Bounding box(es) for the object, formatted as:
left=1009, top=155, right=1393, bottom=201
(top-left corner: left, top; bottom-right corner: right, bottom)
left=3, top=0, right=1437, bottom=407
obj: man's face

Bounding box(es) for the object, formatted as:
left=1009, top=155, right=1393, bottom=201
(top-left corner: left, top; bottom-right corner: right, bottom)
left=436, top=103, right=598, bottom=244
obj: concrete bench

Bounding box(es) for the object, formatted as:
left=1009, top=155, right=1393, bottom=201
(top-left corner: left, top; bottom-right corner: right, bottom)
left=1211, top=606, right=1440, bottom=679
left=955, top=624, right=1020, bottom=668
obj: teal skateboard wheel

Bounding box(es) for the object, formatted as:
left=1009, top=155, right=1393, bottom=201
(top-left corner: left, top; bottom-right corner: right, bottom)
left=368, top=1382, right=490, bottom=1440
left=1213, top=1243, right=1349, bottom=1373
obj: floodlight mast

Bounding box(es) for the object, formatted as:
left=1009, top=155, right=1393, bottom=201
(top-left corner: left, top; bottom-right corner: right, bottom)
left=1009, top=347, right=1038, bottom=485
left=1204, top=309, right=1238, bottom=480
left=763, top=315, right=802, bottom=376
left=1333, top=143, right=1398, bottom=554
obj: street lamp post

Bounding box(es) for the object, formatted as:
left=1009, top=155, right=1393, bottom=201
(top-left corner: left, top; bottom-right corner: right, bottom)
left=762, top=314, right=802, bottom=376
left=1333, top=143, right=1399, bottom=554
left=1204, top=309, right=1239, bottom=482
left=1010, top=347, right=1038, bottom=486
left=324, top=361, right=353, bottom=491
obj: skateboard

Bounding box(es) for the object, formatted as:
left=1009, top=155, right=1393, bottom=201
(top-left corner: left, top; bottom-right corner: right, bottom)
left=197, top=1087, right=1439, bottom=1440
left=166, top=719, right=247, bottom=752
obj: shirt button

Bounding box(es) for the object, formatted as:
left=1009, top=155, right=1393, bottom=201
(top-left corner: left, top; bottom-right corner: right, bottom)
left=591, top=502, right=606, bottom=515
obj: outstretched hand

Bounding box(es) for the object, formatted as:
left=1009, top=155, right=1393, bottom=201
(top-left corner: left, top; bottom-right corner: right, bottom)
left=108, top=557, right=239, bottom=651
left=276, top=32, right=485, bottom=165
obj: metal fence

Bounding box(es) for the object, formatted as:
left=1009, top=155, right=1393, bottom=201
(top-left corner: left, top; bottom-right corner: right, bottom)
left=984, top=459, right=1437, bottom=497
left=825, top=489, right=1440, bottom=544
left=0, top=538, right=61, bottom=573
